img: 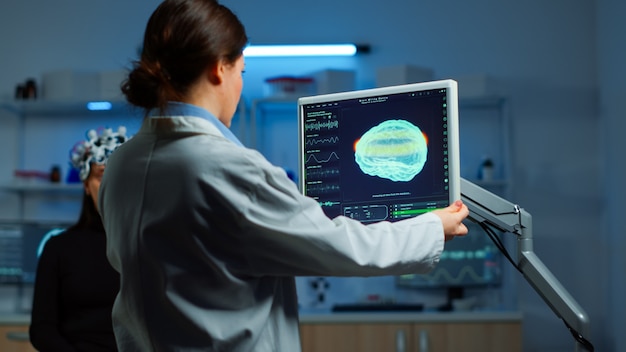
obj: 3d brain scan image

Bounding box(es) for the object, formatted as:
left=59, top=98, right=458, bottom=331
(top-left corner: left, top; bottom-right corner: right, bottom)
left=354, top=119, right=428, bottom=182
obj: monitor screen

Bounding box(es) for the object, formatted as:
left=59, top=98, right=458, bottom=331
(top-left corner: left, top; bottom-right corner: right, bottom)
left=395, top=219, right=502, bottom=288
left=0, top=222, right=68, bottom=284
left=297, top=79, right=460, bottom=222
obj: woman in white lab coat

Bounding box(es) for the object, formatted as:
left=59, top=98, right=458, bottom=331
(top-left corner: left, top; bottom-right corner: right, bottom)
left=98, top=0, right=469, bottom=351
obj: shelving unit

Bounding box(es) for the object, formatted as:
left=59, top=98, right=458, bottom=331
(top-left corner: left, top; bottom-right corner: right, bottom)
left=0, top=99, right=133, bottom=116
left=0, top=93, right=512, bottom=219
left=0, top=98, right=251, bottom=223
left=0, top=99, right=141, bottom=223
left=458, top=95, right=511, bottom=198
left=0, top=182, right=83, bottom=193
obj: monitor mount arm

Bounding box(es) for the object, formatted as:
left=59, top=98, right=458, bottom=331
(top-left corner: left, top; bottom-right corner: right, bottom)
left=460, top=178, right=593, bottom=352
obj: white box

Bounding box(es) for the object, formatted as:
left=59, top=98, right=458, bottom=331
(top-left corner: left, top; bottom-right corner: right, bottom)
left=99, top=69, right=127, bottom=100
left=263, top=76, right=315, bottom=98
left=313, top=69, right=355, bottom=94
left=376, top=64, right=434, bottom=87
left=454, top=74, right=498, bottom=99
left=42, top=70, right=100, bottom=101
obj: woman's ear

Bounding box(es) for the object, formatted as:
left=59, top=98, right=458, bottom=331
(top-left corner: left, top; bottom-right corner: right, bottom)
left=208, top=61, right=224, bottom=85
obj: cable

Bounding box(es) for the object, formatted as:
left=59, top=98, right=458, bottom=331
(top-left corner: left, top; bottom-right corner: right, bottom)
left=475, top=220, right=521, bottom=274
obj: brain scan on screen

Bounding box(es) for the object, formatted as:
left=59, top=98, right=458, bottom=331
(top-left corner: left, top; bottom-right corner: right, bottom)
left=354, top=119, right=428, bottom=182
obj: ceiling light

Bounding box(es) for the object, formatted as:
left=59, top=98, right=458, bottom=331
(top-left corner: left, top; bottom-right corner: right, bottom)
left=243, top=44, right=369, bottom=57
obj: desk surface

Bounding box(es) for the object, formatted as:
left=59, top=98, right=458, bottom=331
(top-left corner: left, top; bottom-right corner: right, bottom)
left=1, top=311, right=522, bottom=327
left=299, top=311, right=522, bottom=324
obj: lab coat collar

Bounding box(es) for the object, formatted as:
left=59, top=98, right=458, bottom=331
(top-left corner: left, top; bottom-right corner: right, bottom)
left=148, top=102, right=243, bottom=147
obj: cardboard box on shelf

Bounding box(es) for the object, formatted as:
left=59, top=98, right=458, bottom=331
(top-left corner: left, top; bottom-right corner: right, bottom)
left=454, top=74, right=499, bottom=99
left=263, top=76, right=315, bottom=98
left=42, top=70, right=99, bottom=101
left=99, top=70, right=127, bottom=100
left=376, top=64, right=434, bottom=87
left=313, top=69, right=355, bottom=94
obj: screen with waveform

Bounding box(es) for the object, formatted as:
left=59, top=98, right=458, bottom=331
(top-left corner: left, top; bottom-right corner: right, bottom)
left=395, top=220, right=502, bottom=289
left=298, top=80, right=460, bottom=223
left=0, top=222, right=68, bottom=284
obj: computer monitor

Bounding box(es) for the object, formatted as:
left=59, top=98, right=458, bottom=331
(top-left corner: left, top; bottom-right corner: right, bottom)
left=297, top=79, right=460, bottom=221
left=0, top=222, right=68, bottom=284
left=395, top=218, right=502, bottom=286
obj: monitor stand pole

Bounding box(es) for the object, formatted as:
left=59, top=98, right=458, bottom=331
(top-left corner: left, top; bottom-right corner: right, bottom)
left=460, top=178, right=593, bottom=351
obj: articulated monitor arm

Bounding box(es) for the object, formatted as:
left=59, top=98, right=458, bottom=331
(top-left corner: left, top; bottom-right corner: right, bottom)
left=460, top=178, right=593, bottom=352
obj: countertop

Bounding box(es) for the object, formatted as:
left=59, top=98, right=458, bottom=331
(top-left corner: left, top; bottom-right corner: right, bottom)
left=299, top=310, right=522, bottom=324
left=1, top=311, right=522, bottom=326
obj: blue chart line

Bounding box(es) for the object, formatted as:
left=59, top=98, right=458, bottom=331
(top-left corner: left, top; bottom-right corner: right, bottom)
left=306, top=136, right=339, bottom=146
left=306, top=152, right=339, bottom=164
left=305, top=120, right=339, bottom=131
left=319, top=201, right=340, bottom=207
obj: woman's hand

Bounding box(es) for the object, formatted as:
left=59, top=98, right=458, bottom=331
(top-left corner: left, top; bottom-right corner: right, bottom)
left=432, top=200, right=469, bottom=241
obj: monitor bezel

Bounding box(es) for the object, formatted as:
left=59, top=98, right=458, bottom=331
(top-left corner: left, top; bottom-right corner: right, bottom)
left=297, top=79, right=461, bottom=217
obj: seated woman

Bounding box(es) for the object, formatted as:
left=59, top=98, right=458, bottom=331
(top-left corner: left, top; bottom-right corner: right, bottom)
left=29, top=127, right=129, bottom=352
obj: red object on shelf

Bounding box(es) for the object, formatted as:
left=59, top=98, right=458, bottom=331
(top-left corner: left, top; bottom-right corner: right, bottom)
left=264, top=76, right=315, bottom=96
left=14, top=170, right=51, bottom=180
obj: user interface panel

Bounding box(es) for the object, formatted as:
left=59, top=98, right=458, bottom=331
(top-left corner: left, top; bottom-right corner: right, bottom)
left=298, top=80, right=460, bottom=223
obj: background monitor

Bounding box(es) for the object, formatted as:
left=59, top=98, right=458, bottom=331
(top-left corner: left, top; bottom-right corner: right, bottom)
left=298, top=79, right=460, bottom=222
left=0, top=222, right=68, bottom=284
left=395, top=219, right=502, bottom=299
left=396, top=222, right=502, bottom=286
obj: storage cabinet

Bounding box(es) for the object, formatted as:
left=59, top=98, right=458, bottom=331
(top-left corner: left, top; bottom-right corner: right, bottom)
left=425, top=322, right=522, bottom=352
left=300, top=323, right=413, bottom=352
left=300, top=319, right=522, bottom=352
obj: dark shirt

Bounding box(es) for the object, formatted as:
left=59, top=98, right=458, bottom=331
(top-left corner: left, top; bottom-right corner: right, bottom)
left=29, top=226, right=119, bottom=351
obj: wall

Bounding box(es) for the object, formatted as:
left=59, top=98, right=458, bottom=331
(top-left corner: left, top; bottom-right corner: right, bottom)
left=0, top=0, right=615, bottom=350
left=597, top=0, right=626, bottom=351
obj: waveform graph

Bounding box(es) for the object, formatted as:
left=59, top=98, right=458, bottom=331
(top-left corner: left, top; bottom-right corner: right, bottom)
left=305, top=151, right=340, bottom=165
left=305, top=135, right=339, bottom=147
left=421, top=265, right=487, bottom=286
left=304, top=119, right=339, bottom=132
left=305, top=183, right=341, bottom=195
left=399, top=244, right=501, bottom=287
left=305, top=167, right=340, bottom=179
left=315, top=200, right=342, bottom=218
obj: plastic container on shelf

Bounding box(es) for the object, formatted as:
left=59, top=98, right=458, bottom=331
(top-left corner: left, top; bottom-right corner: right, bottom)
left=263, top=76, right=315, bottom=98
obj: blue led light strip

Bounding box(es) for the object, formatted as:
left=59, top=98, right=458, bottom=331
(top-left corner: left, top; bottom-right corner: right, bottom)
left=243, top=44, right=358, bottom=57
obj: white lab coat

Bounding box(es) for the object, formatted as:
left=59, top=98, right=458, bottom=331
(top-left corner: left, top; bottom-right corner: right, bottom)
left=99, top=105, right=444, bottom=352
